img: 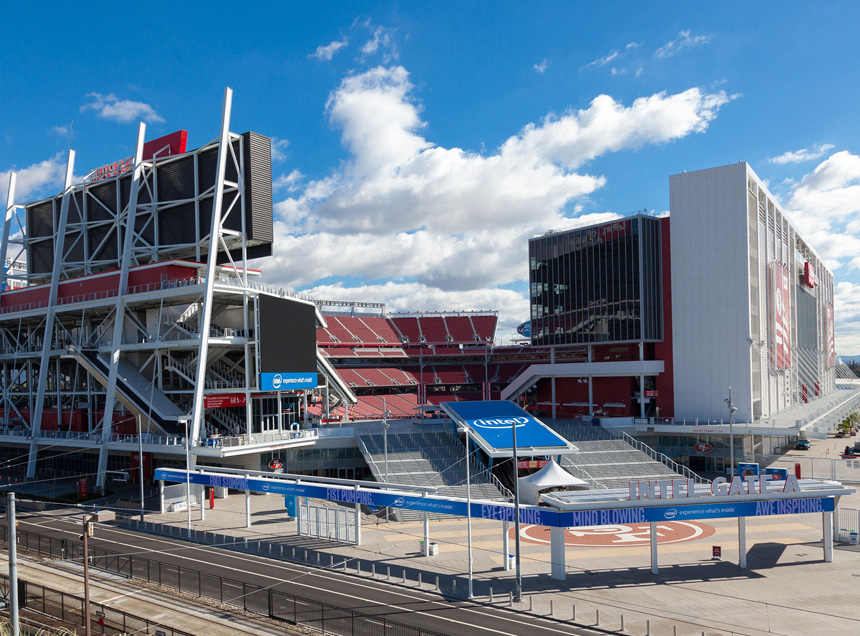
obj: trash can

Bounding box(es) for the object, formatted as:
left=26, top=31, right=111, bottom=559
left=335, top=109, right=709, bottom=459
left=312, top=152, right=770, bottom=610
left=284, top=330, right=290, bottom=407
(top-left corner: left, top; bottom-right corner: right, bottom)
left=429, top=542, right=439, bottom=556
left=849, top=532, right=859, bottom=545
left=507, top=554, right=515, bottom=569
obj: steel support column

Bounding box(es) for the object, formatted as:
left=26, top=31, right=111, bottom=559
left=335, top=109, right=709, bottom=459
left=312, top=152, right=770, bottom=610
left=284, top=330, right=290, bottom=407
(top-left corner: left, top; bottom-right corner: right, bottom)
left=190, top=87, right=234, bottom=450
left=97, top=123, right=147, bottom=489
left=28, top=150, right=75, bottom=479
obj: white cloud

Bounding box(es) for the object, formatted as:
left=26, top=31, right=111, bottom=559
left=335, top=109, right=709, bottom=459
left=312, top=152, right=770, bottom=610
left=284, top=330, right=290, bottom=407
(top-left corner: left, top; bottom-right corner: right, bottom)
left=534, top=59, right=551, bottom=74
left=0, top=153, right=66, bottom=205
left=360, top=27, right=396, bottom=62
left=273, top=169, right=304, bottom=192
left=264, top=65, right=733, bottom=337
left=51, top=125, right=69, bottom=136
left=310, top=38, right=349, bottom=61
left=777, top=151, right=860, bottom=352
left=770, top=143, right=836, bottom=165
left=81, top=93, right=164, bottom=124
left=655, top=31, right=712, bottom=59
left=271, top=137, right=289, bottom=162
left=582, top=42, right=640, bottom=72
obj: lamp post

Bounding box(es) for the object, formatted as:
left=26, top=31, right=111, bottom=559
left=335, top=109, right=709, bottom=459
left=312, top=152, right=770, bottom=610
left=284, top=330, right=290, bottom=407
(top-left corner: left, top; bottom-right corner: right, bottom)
left=464, top=427, right=474, bottom=598
left=137, top=414, right=145, bottom=523
left=512, top=417, right=522, bottom=602
left=382, top=398, right=390, bottom=522
left=725, top=387, right=738, bottom=476
left=184, top=419, right=192, bottom=537
left=81, top=510, right=115, bottom=636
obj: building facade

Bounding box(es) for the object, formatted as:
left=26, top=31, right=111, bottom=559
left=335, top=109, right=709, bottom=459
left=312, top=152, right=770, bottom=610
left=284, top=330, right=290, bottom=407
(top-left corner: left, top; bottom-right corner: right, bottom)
left=670, top=163, right=836, bottom=423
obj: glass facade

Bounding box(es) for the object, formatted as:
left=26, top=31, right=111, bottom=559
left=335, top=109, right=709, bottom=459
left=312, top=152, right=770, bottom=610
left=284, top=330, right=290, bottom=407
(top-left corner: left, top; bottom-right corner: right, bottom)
left=529, top=215, right=663, bottom=346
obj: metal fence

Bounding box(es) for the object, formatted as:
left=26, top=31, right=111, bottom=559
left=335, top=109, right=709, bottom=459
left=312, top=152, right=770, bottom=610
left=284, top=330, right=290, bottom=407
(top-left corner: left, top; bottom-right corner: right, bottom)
left=743, top=453, right=860, bottom=482
left=0, top=572, right=194, bottom=636
left=0, top=525, right=449, bottom=636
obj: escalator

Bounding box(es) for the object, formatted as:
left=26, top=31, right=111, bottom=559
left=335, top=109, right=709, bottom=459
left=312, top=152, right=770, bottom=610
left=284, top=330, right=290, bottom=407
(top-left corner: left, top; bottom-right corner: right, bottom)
left=66, top=347, right=186, bottom=435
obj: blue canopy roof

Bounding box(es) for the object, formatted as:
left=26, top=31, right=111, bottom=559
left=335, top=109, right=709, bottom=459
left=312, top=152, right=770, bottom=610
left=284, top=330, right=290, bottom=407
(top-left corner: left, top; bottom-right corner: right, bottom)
left=440, top=400, right=578, bottom=458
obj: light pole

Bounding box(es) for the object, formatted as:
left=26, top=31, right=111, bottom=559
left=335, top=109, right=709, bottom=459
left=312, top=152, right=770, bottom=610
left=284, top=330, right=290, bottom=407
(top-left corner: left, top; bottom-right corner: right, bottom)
left=465, top=426, right=473, bottom=598
left=382, top=398, right=390, bottom=522
left=81, top=510, right=115, bottom=636
left=512, top=417, right=522, bottom=602
left=184, top=419, right=192, bottom=537
left=137, top=414, right=145, bottom=523
left=725, top=387, right=738, bottom=476
left=8, top=492, right=19, bottom=636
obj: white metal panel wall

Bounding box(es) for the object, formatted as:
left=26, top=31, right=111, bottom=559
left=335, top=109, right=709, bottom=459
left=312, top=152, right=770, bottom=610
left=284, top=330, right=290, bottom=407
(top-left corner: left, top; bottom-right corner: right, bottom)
left=670, top=163, right=753, bottom=422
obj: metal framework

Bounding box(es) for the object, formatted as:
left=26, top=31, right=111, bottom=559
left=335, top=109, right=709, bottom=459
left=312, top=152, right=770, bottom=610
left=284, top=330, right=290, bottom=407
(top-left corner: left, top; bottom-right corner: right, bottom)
left=0, top=88, right=326, bottom=488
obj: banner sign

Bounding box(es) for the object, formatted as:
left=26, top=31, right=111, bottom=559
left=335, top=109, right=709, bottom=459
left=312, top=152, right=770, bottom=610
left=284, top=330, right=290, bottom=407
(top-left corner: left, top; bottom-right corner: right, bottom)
left=517, top=459, right=549, bottom=469
left=441, top=400, right=570, bottom=450
left=828, top=304, right=836, bottom=367
left=203, top=393, right=246, bottom=409
left=804, top=262, right=817, bottom=288
left=772, top=262, right=791, bottom=369
left=516, top=321, right=532, bottom=338
left=155, top=469, right=835, bottom=528
left=260, top=372, right=318, bottom=391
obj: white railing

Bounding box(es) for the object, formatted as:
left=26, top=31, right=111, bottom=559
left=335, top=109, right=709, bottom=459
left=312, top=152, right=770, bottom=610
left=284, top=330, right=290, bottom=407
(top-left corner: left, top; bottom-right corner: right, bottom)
left=218, top=277, right=315, bottom=303
left=607, top=427, right=709, bottom=484
left=561, top=460, right=609, bottom=490
left=216, top=429, right=318, bottom=448
left=0, top=277, right=203, bottom=315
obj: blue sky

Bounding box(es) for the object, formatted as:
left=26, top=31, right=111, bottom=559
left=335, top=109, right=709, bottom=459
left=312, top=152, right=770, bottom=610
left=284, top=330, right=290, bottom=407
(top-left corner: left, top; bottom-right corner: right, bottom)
left=3, top=2, right=860, bottom=350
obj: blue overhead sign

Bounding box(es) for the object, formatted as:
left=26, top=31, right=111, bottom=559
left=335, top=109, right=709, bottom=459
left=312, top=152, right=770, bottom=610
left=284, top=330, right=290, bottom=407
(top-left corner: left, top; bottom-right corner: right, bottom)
left=155, top=469, right=836, bottom=528
left=260, top=372, right=318, bottom=391
left=440, top=400, right=571, bottom=452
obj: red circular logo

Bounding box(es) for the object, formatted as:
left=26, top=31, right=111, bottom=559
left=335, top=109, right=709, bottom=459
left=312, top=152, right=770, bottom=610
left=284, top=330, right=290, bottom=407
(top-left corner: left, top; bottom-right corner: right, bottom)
left=268, top=458, right=284, bottom=470
left=694, top=442, right=713, bottom=454
left=515, top=522, right=715, bottom=547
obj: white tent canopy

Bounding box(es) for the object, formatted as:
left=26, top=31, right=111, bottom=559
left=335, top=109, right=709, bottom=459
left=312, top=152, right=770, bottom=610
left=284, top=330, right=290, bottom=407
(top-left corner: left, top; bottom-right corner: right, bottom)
left=518, top=459, right=589, bottom=505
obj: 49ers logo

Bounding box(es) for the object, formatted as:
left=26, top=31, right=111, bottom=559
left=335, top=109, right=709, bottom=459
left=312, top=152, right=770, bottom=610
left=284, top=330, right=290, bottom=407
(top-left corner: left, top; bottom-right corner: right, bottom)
left=516, top=521, right=715, bottom=547
left=694, top=442, right=713, bottom=454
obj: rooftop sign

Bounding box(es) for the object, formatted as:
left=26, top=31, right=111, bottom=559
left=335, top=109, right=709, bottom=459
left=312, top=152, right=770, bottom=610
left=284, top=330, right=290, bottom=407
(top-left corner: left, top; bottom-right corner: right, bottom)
left=440, top=400, right=576, bottom=457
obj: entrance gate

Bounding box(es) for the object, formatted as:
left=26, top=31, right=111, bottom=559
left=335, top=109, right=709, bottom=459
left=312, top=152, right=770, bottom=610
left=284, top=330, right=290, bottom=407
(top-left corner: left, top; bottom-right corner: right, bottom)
left=837, top=507, right=860, bottom=543
left=299, top=503, right=357, bottom=543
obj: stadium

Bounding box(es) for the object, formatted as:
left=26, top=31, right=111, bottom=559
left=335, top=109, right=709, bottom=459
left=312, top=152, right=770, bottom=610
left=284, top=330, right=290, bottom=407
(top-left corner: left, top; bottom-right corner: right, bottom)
left=1, top=89, right=858, bottom=503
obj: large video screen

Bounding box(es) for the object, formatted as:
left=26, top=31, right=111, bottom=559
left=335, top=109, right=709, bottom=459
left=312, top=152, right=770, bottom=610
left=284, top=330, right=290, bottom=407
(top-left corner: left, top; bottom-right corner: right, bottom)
left=258, top=295, right=317, bottom=374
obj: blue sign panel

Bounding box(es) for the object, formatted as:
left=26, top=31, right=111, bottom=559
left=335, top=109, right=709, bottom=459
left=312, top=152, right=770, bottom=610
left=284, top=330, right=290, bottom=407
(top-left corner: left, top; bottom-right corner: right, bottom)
left=260, top=372, right=318, bottom=391
left=285, top=495, right=297, bottom=517
left=516, top=321, right=531, bottom=338
left=765, top=467, right=789, bottom=482
left=441, top=400, right=569, bottom=450
left=738, top=462, right=760, bottom=478
left=155, top=469, right=835, bottom=528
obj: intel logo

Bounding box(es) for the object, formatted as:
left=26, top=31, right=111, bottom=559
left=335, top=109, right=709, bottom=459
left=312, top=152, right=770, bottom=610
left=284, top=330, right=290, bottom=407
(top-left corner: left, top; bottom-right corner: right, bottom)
left=262, top=484, right=270, bottom=491
left=393, top=497, right=405, bottom=507
left=472, top=416, right=528, bottom=429
left=664, top=508, right=678, bottom=520
left=272, top=374, right=283, bottom=389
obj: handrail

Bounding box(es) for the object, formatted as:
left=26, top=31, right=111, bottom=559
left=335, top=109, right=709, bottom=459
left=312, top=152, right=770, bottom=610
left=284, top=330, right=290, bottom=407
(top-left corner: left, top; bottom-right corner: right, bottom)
left=604, top=426, right=710, bottom=484
left=560, top=459, right=609, bottom=490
